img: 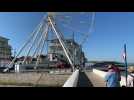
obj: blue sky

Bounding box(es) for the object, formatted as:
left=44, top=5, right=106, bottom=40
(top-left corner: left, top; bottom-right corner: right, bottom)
left=86, top=12, right=134, bottom=63
left=0, top=12, right=134, bottom=63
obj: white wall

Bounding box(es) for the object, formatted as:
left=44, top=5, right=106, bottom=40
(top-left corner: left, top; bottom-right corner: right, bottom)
left=63, top=69, right=79, bottom=87
left=93, top=69, right=126, bottom=86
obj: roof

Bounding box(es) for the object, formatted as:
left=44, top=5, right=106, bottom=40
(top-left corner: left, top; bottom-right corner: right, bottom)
left=50, top=38, right=79, bottom=46
left=0, top=36, right=9, bottom=40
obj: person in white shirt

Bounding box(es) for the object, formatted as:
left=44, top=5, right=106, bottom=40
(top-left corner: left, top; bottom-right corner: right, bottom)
left=127, top=66, right=134, bottom=87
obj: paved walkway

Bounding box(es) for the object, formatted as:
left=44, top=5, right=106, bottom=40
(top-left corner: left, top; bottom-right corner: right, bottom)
left=77, top=70, right=106, bottom=87
left=77, top=71, right=93, bottom=87
left=85, top=70, right=106, bottom=87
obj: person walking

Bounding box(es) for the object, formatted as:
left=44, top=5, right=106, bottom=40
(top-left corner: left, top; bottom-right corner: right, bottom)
left=111, top=64, right=121, bottom=87
left=104, top=65, right=120, bottom=87
left=127, top=66, right=134, bottom=87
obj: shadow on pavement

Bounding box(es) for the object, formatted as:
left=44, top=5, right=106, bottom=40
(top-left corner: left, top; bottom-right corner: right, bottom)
left=77, top=71, right=94, bottom=87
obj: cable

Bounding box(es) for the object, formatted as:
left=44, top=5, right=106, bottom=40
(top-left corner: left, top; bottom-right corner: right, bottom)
left=34, top=23, right=49, bottom=86
left=34, top=37, right=47, bottom=86
left=29, top=22, right=49, bottom=64
left=22, top=20, right=46, bottom=64
left=52, top=20, right=74, bottom=62
left=34, top=24, right=49, bottom=70
left=55, top=12, right=95, bottom=46
left=51, top=18, right=74, bottom=63
left=80, top=12, right=95, bottom=45
left=3, top=15, right=46, bottom=72
left=48, top=16, right=75, bottom=71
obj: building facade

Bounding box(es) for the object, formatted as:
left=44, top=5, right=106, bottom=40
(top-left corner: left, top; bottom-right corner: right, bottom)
left=48, top=39, right=86, bottom=67
left=0, top=36, right=12, bottom=67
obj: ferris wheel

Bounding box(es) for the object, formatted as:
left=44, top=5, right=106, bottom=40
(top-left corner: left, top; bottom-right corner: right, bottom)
left=48, top=12, right=95, bottom=46
left=3, top=12, right=95, bottom=73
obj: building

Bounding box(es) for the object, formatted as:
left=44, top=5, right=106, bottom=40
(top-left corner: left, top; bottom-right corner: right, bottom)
left=17, top=56, right=32, bottom=64
left=48, top=38, right=86, bottom=67
left=0, top=36, right=12, bottom=67
left=16, top=55, right=49, bottom=70
left=17, top=55, right=48, bottom=64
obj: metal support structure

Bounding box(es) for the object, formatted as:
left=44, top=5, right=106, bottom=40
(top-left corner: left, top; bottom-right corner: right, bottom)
left=31, top=33, right=45, bottom=62
left=124, top=44, right=128, bottom=87
left=51, top=17, right=74, bottom=63
left=3, top=17, right=46, bottom=72
left=48, top=16, right=75, bottom=71
left=73, top=32, right=75, bottom=67
left=80, top=12, right=95, bottom=45
left=34, top=23, right=49, bottom=69
left=4, top=13, right=88, bottom=73
left=34, top=39, right=48, bottom=70
left=22, top=22, right=46, bottom=64
left=27, top=21, right=49, bottom=64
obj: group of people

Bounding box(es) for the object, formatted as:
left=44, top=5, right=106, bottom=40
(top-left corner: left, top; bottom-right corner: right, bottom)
left=104, top=64, right=134, bottom=87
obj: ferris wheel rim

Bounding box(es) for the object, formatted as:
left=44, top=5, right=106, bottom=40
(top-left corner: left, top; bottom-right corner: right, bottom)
left=47, top=12, right=95, bottom=46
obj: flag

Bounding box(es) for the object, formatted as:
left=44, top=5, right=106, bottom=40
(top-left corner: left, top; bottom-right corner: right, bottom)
left=122, top=50, right=126, bottom=60
left=122, top=44, right=127, bottom=61
left=122, top=44, right=128, bottom=87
